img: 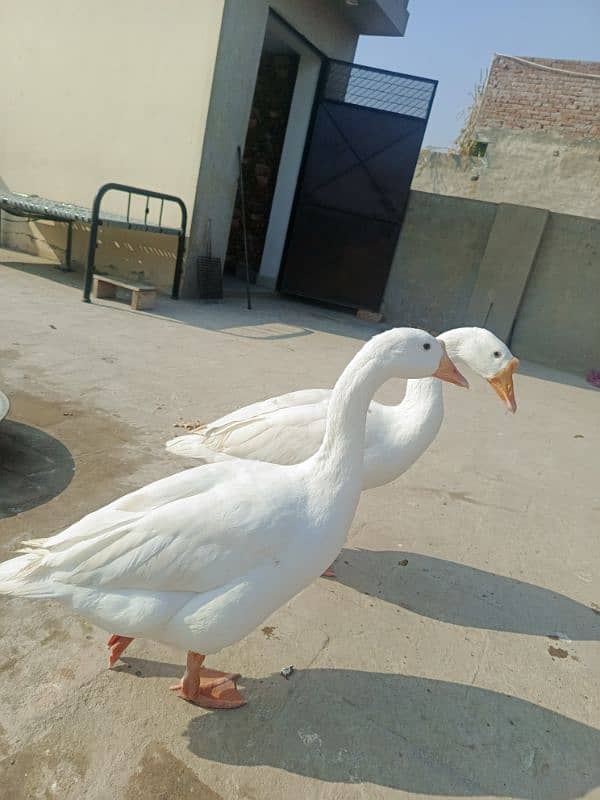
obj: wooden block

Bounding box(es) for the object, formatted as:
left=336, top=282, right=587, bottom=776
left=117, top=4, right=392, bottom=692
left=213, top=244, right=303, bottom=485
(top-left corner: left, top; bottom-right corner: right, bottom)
left=356, top=308, right=383, bottom=323
left=131, top=289, right=156, bottom=311
left=92, top=273, right=156, bottom=310
left=93, top=277, right=117, bottom=299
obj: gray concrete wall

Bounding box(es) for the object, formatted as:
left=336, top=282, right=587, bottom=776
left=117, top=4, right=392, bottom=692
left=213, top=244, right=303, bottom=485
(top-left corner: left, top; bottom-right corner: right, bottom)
left=412, top=129, right=600, bottom=221
left=511, top=212, right=600, bottom=374
left=464, top=204, right=548, bottom=342
left=382, top=191, right=497, bottom=332
left=383, top=190, right=600, bottom=375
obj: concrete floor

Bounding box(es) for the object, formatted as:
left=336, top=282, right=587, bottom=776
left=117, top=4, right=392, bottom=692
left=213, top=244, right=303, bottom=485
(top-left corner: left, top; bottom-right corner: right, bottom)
left=0, top=251, right=599, bottom=800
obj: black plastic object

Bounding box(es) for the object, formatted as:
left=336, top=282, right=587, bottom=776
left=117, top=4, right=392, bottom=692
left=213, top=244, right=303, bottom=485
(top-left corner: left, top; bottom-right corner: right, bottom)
left=197, top=219, right=223, bottom=301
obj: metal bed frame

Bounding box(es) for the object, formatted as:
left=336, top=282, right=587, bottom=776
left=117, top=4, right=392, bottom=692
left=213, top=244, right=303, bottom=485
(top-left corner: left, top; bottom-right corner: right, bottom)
left=0, top=182, right=187, bottom=300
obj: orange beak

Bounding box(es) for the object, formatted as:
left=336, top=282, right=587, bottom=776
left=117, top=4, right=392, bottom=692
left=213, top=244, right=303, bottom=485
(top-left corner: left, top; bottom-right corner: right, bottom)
left=487, top=357, right=519, bottom=413
left=433, top=343, right=469, bottom=389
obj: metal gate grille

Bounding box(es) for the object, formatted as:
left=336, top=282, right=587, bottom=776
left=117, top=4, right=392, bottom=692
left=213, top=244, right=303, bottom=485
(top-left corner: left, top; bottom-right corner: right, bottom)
left=279, top=60, right=436, bottom=311
left=324, top=61, right=436, bottom=118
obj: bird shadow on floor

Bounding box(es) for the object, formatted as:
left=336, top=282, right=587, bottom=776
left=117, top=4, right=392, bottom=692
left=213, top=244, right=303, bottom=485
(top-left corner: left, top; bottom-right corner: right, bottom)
left=182, top=667, right=600, bottom=798
left=331, top=549, right=600, bottom=641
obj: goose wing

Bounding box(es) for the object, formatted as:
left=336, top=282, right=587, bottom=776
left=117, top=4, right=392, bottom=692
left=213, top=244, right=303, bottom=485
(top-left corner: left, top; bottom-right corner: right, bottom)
left=168, top=390, right=332, bottom=464
left=22, top=460, right=301, bottom=595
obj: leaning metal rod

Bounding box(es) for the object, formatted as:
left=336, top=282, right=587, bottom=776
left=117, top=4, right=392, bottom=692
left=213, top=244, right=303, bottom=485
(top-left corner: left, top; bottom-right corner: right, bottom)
left=237, top=145, right=252, bottom=311
left=64, top=221, right=73, bottom=271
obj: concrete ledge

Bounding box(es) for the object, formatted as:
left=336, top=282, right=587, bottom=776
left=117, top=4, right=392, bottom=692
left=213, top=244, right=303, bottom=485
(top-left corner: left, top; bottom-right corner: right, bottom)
left=343, top=0, right=409, bottom=36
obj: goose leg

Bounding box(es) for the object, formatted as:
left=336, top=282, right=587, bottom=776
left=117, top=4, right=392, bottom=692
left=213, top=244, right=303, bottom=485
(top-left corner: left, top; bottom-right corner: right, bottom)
left=107, top=634, right=134, bottom=667
left=321, top=564, right=336, bottom=578
left=170, top=651, right=246, bottom=709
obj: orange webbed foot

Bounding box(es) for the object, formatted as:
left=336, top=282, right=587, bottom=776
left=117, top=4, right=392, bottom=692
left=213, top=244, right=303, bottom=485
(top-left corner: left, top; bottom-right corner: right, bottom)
left=107, top=635, right=134, bottom=667
left=171, top=667, right=246, bottom=709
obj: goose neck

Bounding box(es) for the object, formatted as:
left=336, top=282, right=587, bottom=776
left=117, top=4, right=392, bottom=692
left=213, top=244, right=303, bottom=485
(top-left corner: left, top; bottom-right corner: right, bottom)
left=317, top=348, right=393, bottom=475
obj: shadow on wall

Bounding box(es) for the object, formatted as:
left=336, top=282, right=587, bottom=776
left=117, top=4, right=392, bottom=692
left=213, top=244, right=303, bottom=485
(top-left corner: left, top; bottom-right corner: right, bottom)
left=1, top=215, right=178, bottom=294
left=0, top=420, right=75, bottom=519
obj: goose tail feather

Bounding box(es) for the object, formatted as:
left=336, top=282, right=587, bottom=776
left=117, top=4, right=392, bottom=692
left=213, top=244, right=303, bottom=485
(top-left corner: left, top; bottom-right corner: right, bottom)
left=0, top=551, right=47, bottom=595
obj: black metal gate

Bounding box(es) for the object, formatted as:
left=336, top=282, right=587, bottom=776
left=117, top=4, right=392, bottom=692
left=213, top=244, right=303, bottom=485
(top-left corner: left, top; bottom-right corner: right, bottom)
left=279, top=60, right=437, bottom=311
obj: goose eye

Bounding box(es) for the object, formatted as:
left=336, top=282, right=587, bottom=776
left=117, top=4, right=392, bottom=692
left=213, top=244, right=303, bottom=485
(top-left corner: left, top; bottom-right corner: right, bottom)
left=423, top=343, right=431, bottom=351
left=493, top=351, right=501, bottom=358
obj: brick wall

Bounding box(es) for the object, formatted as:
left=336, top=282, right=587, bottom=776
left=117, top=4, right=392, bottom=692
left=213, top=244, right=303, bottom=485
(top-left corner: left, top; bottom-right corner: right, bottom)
left=476, top=55, right=600, bottom=139
left=225, top=52, right=299, bottom=279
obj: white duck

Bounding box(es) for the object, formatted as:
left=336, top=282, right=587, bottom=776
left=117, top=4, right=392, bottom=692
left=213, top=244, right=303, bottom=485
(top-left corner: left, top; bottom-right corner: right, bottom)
left=0, top=328, right=466, bottom=709
left=167, top=327, right=518, bottom=489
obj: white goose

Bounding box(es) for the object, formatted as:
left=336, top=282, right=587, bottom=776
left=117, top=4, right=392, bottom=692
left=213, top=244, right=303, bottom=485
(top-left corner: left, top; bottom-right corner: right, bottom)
left=167, top=327, right=518, bottom=488
left=0, top=328, right=466, bottom=709
left=167, top=327, right=516, bottom=578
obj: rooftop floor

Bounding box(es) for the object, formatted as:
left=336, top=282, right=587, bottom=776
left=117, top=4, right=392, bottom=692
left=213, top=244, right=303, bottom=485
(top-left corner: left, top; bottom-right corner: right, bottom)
left=0, top=250, right=599, bottom=799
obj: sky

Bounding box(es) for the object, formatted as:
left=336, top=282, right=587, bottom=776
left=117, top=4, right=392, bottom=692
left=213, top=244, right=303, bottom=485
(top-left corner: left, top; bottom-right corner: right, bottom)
left=355, top=0, right=600, bottom=149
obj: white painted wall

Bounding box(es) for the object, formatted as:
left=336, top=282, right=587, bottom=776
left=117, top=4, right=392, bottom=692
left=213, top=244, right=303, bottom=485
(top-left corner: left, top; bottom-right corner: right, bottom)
left=0, top=0, right=360, bottom=292
left=183, top=0, right=359, bottom=296
left=0, top=0, right=225, bottom=229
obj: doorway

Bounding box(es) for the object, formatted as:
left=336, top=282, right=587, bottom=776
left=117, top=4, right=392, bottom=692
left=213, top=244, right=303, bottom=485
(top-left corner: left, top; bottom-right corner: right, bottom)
left=224, top=25, right=300, bottom=282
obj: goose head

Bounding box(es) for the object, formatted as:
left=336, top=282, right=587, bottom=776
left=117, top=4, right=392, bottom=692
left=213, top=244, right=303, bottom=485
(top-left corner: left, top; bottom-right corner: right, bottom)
left=438, top=327, right=519, bottom=413
left=368, top=328, right=469, bottom=387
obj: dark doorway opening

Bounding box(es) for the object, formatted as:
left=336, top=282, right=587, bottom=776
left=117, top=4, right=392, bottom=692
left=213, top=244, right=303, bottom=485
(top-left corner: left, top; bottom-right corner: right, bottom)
left=224, top=41, right=299, bottom=282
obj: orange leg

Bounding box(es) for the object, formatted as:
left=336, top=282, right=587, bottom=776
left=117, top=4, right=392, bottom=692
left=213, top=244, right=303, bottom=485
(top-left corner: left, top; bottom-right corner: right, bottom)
left=107, top=634, right=134, bottom=667
left=170, top=651, right=246, bottom=709
left=321, top=564, right=336, bottom=578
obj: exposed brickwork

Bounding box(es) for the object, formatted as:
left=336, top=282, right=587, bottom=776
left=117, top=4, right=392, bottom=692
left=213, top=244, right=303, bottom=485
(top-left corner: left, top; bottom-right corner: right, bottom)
left=225, top=53, right=299, bottom=278
left=476, top=55, right=600, bottom=139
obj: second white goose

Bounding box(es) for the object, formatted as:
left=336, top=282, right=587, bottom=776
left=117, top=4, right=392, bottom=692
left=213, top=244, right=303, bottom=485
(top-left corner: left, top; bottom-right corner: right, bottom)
left=166, top=327, right=517, bottom=490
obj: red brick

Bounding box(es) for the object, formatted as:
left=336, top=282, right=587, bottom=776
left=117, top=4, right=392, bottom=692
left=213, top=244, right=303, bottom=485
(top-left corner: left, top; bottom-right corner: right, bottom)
left=476, top=55, right=600, bottom=139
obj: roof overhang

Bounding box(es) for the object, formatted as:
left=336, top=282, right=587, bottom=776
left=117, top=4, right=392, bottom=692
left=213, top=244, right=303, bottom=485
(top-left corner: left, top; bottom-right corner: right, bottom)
left=340, top=0, right=410, bottom=37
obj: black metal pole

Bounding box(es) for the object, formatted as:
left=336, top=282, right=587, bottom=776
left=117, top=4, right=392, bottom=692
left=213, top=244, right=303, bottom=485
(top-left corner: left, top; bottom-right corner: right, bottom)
left=237, top=146, right=252, bottom=311
left=171, top=201, right=187, bottom=299
left=65, top=221, right=73, bottom=271
left=83, top=189, right=104, bottom=302
left=172, top=231, right=186, bottom=299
